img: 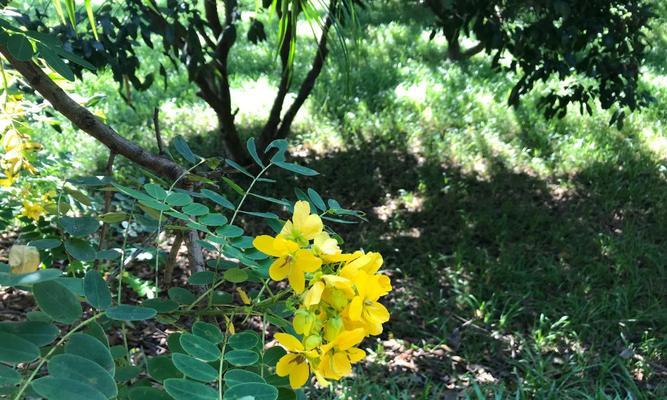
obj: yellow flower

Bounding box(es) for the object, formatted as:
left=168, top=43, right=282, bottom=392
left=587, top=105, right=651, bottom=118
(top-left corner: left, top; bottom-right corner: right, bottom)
left=279, top=201, right=323, bottom=246
left=293, top=308, right=320, bottom=336
left=274, top=333, right=316, bottom=389
left=253, top=235, right=322, bottom=293
left=346, top=271, right=391, bottom=335
left=317, top=328, right=366, bottom=380
left=8, top=245, right=40, bottom=274
left=21, top=200, right=46, bottom=221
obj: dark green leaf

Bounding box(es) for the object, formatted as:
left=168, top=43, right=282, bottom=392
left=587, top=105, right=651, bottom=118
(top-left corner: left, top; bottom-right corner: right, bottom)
left=168, top=287, right=196, bottom=305
left=33, top=280, right=82, bottom=324
left=60, top=216, right=99, bottom=236
left=223, top=268, right=248, bottom=284
left=171, top=353, right=217, bottom=382
left=180, top=333, right=221, bottom=362
left=200, top=189, right=235, bottom=210
left=65, top=333, right=115, bottom=375
left=0, top=321, right=58, bottom=346
left=112, top=183, right=153, bottom=202
left=48, top=354, right=117, bottom=398
left=222, top=177, right=245, bottom=195
left=143, top=298, right=179, bottom=313
left=192, top=321, right=224, bottom=344
left=28, top=238, right=61, bottom=250
left=84, top=270, right=112, bottom=310
left=64, top=238, right=97, bottom=261
left=147, top=355, right=182, bottom=382
left=37, top=43, right=74, bottom=81
left=183, top=203, right=209, bottom=216
left=31, top=377, right=107, bottom=400
left=274, top=161, right=318, bottom=176
left=172, top=136, right=198, bottom=163
left=223, top=382, right=278, bottom=400
left=166, top=192, right=193, bottom=207
left=224, top=350, right=259, bottom=366
left=199, top=213, right=228, bottom=226
left=164, top=378, right=217, bottom=400
left=307, top=188, right=326, bottom=211
left=106, top=305, right=156, bottom=321
left=217, top=225, right=244, bottom=238
left=246, top=137, right=265, bottom=167
left=6, top=269, right=61, bottom=286
left=188, top=271, right=215, bottom=285
left=0, top=332, right=40, bottom=364
left=7, top=34, right=33, bottom=61
left=144, top=183, right=167, bottom=200
left=224, top=369, right=266, bottom=387
left=228, top=331, right=259, bottom=350
left=115, top=365, right=141, bottom=382
left=0, top=364, right=21, bottom=387
left=129, top=386, right=173, bottom=400
left=226, top=159, right=254, bottom=178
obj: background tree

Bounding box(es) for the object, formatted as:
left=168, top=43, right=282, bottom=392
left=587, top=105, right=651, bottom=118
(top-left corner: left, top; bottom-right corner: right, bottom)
left=424, top=0, right=655, bottom=126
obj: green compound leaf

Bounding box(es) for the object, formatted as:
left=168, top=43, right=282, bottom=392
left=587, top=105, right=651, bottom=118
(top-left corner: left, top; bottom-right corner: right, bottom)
left=223, top=383, right=278, bottom=400
left=164, top=378, right=217, bottom=400
left=246, top=137, right=265, bottom=168
left=84, top=270, right=112, bottom=310
left=143, top=298, right=179, bottom=313
left=31, top=377, right=107, bottom=400
left=5, top=268, right=62, bottom=287
left=274, top=161, right=318, bottom=176
left=224, top=350, right=259, bottom=366
left=106, top=305, right=156, bottom=321
left=27, top=238, right=62, bottom=250
left=33, top=280, right=82, bottom=324
left=182, top=203, right=210, bottom=216
left=48, top=354, right=117, bottom=398
left=172, top=135, right=198, bottom=163
left=171, top=353, right=218, bottom=382
left=199, top=213, right=228, bottom=226
left=0, top=332, right=40, bottom=364
left=166, top=192, right=193, bottom=207
left=179, top=333, right=221, bottom=362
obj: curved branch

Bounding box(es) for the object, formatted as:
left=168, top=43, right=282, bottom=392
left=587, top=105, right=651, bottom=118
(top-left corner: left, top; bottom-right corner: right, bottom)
left=0, top=47, right=186, bottom=181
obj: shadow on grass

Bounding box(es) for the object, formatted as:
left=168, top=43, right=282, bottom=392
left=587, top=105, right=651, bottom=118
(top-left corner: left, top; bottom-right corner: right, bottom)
left=273, top=135, right=667, bottom=398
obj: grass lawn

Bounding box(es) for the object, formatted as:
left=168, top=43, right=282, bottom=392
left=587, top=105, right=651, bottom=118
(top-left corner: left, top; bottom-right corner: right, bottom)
left=33, top=0, right=667, bottom=398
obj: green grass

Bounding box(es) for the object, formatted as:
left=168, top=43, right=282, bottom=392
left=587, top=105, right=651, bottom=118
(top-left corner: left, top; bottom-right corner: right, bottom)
left=29, top=0, right=667, bottom=398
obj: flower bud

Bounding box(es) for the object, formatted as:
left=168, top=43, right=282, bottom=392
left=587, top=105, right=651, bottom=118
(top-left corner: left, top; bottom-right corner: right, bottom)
left=324, top=316, right=344, bottom=342
left=328, top=289, right=349, bottom=310
left=303, top=334, right=322, bottom=350
left=293, top=309, right=316, bottom=335
left=8, top=245, right=40, bottom=275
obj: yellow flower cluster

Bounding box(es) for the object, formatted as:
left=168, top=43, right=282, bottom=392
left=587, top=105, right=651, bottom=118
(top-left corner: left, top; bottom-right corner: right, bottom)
left=253, top=201, right=392, bottom=389
left=0, top=129, right=40, bottom=187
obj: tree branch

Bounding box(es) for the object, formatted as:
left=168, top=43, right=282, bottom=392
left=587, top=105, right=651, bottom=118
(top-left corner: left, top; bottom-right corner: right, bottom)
left=153, top=107, right=166, bottom=156
left=205, top=0, right=223, bottom=39
left=270, top=4, right=336, bottom=143
left=0, top=47, right=186, bottom=181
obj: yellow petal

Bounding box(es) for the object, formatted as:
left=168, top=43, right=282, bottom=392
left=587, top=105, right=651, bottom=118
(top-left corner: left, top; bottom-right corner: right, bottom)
left=365, top=302, right=390, bottom=325
left=335, top=328, right=366, bottom=351
left=269, top=257, right=290, bottom=281
left=275, top=333, right=304, bottom=352
left=347, top=347, right=366, bottom=363
left=348, top=296, right=363, bottom=321
left=276, top=353, right=299, bottom=376
left=292, top=201, right=311, bottom=228
left=331, top=351, right=351, bottom=376
left=294, top=250, right=322, bottom=273
left=304, top=281, right=325, bottom=307
left=289, top=360, right=310, bottom=389
left=253, top=235, right=285, bottom=257
left=313, top=370, right=330, bottom=387
left=321, top=275, right=352, bottom=289
left=288, top=264, right=306, bottom=294
left=299, top=215, right=323, bottom=240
